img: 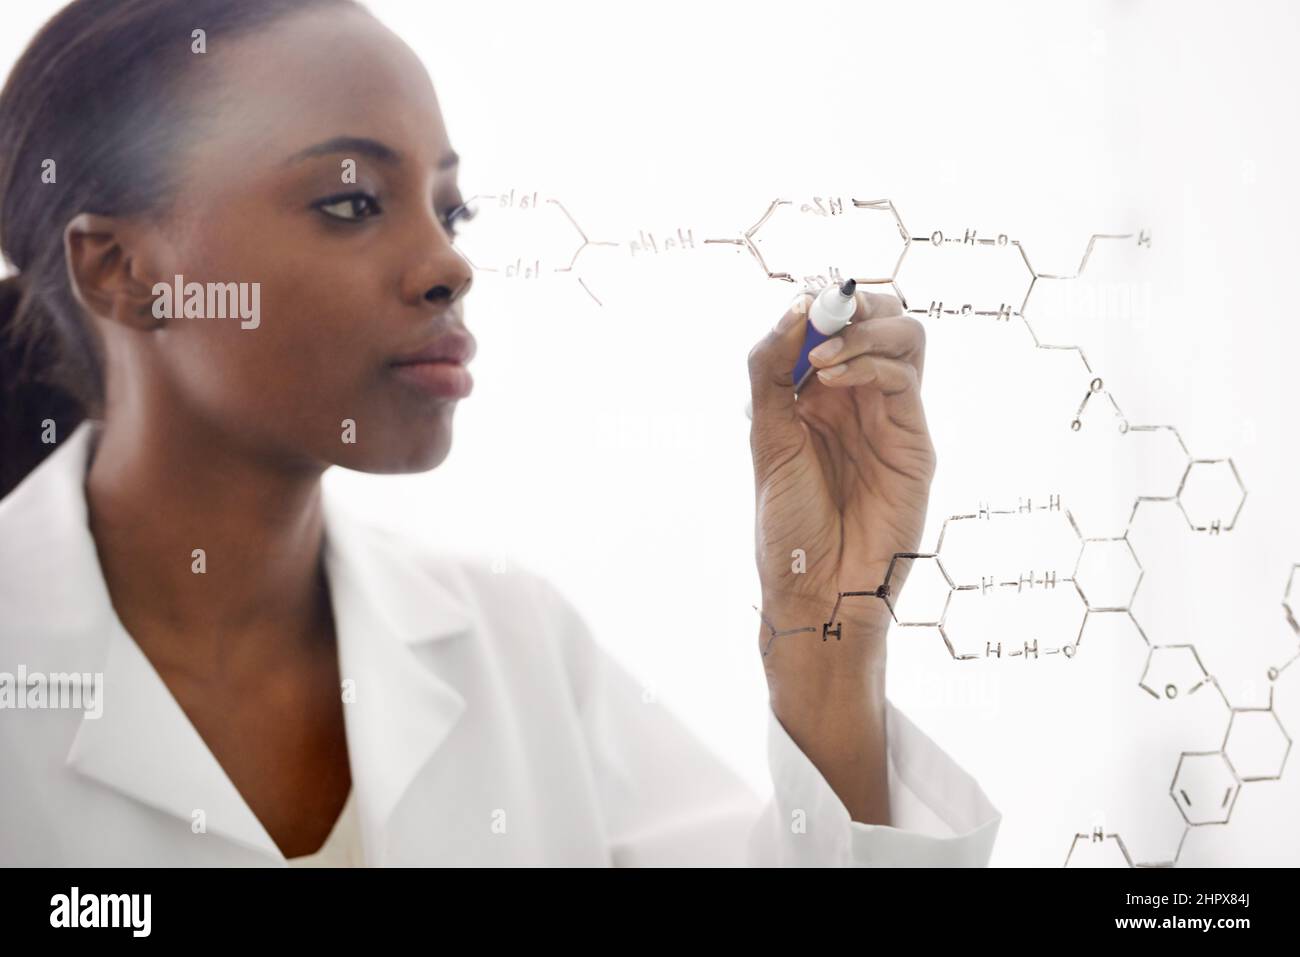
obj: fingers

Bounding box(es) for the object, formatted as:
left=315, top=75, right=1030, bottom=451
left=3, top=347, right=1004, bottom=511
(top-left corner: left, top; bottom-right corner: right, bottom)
left=815, top=354, right=929, bottom=432
left=747, top=288, right=815, bottom=425
left=807, top=303, right=924, bottom=382
left=808, top=315, right=926, bottom=383
left=856, top=290, right=906, bottom=321
left=747, top=287, right=916, bottom=426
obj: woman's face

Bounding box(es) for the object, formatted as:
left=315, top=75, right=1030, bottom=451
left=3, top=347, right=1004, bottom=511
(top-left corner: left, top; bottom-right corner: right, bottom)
left=126, top=4, right=475, bottom=473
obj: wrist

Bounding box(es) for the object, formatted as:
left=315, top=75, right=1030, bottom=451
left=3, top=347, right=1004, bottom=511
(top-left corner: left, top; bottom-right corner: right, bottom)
left=756, top=588, right=892, bottom=640
left=757, top=596, right=889, bottom=705
left=766, top=650, right=888, bottom=733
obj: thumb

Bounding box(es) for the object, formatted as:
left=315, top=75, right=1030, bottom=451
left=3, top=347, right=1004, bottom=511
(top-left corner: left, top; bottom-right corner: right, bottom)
left=747, top=289, right=815, bottom=428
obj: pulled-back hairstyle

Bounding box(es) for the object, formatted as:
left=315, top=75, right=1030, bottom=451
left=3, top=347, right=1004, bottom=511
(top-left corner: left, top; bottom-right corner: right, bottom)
left=0, top=0, right=352, bottom=498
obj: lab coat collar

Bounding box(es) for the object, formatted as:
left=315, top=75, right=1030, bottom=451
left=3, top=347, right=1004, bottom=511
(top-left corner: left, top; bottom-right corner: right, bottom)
left=13, top=421, right=477, bottom=864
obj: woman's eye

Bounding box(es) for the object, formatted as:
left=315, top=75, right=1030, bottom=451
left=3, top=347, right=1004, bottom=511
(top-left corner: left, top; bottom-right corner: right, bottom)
left=314, top=192, right=382, bottom=221
left=441, top=202, right=476, bottom=240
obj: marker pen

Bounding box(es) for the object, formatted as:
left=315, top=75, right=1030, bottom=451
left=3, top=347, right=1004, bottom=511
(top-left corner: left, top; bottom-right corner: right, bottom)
left=791, top=278, right=857, bottom=394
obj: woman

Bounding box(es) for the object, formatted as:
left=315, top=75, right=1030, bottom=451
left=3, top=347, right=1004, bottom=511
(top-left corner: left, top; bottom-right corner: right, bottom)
left=0, top=0, right=1000, bottom=866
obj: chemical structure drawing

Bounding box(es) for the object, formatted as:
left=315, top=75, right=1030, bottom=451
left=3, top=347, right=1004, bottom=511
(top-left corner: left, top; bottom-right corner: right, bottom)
left=754, top=536, right=1294, bottom=867
left=903, top=226, right=1152, bottom=435
left=1065, top=649, right=1292, bottom=868
left=727, top=196, right=1283, bottom=867
left=703, top=197, right=909, bottom=292
left=729, top=197, right=1246, bottom=642
left=450, top=191, right=617, bottom=305
left=708, top=196, right=1162, bottom=432
left=450, top=190, right=698, bottom=306
left=756, top=488, right=1252, bottom=665
left=1277, top=562, right=1300, bottom=675
left=754, top=534, right=1281, bottom=866
left=455, top=184, right=1286, bottom=865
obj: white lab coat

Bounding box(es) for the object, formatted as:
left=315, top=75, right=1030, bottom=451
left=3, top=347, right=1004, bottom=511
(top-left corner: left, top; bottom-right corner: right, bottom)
left=0, top=421, right=1001, bottom=866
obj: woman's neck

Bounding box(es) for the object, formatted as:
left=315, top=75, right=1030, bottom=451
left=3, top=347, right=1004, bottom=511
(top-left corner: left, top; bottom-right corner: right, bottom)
left=83, top=414, right=333, bottom=677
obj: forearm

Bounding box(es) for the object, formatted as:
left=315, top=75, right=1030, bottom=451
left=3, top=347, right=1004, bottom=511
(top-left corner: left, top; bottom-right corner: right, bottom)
left=761, top=605, right=891, bottom=827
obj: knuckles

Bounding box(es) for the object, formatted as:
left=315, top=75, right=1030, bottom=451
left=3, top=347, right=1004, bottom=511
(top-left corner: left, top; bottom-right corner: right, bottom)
left=903, top=314, right=926, bottom=349
left=864, top=291, right=905, bottom=318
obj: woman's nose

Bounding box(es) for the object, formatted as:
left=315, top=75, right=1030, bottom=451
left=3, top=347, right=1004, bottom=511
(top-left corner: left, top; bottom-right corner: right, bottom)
left=424, top=273, right=472, bottom=305
left=404, top=219, right=474, bottom=308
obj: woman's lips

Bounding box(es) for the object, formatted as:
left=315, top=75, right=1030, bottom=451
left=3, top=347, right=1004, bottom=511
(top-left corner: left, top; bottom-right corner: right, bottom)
left=390, top=332, right=476, bottom=399
left=390, top=358, right=474, bottom=399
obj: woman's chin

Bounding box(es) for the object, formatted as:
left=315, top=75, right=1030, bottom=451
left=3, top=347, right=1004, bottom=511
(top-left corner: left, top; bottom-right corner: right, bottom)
left=332, top=424, right=455, bottom=475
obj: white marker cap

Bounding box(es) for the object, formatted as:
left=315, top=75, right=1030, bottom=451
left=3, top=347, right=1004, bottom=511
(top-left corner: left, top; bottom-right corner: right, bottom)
left=808, top=279, right=857, bottom=336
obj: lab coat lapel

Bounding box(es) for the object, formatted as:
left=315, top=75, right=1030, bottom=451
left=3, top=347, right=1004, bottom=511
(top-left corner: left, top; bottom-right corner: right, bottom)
left=65, top=620, right=286, bottom=859
left=321, top=493, right=476, bottom=865
left=47, top=424, right=283, bottom=860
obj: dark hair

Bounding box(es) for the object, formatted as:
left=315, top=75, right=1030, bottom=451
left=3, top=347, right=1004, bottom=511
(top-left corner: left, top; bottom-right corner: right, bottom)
left=0, top=0, right=352, bottom=499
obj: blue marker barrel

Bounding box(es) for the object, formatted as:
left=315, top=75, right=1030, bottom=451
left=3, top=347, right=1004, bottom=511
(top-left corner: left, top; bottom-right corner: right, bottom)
left=792, top=323, right=835, bottom=391
left=792, top=279, right=857, bottom=393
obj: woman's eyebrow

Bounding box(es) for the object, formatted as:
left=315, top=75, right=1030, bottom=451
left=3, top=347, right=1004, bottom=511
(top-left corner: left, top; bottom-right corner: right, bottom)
left=283, top=135, right=459, bottom=171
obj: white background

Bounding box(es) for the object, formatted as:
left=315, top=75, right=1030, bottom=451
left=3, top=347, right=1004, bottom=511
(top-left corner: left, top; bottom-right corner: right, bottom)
left=4, top=0, right=1298, bottom=866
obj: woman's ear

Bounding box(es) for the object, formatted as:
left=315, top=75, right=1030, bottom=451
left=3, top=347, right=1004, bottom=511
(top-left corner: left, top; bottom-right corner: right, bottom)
left=63, top=212, right=164, bottom=331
